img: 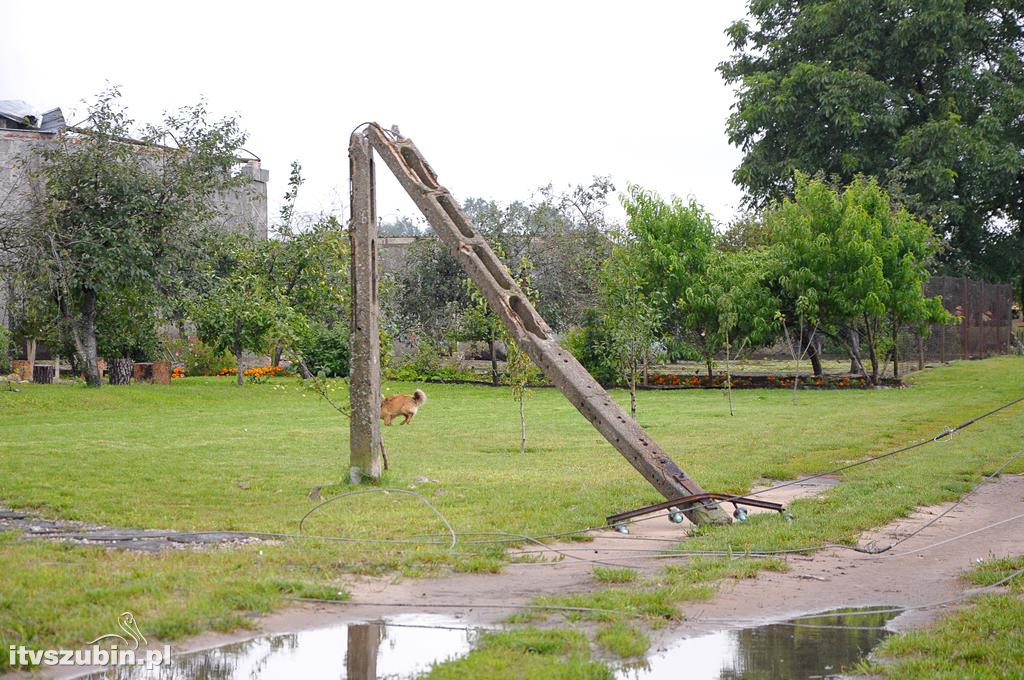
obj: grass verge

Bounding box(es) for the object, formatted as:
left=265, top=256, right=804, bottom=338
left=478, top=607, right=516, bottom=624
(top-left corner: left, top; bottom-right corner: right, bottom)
left=856, top=555, right=1024, bottom=679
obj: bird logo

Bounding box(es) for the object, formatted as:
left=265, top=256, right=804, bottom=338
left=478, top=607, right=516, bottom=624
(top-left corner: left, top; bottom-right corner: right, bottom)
left=87, top=612, right=148, bottom=650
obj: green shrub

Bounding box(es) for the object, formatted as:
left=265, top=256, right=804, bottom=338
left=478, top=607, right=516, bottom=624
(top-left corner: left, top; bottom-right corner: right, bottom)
left=663, top=336, right=702, bottom=362
left=562, top=309, right=617, bottom=386
left=385, top=340, right=477, bottom=382
left=0, top=326, right=11, bottom=374
left=294, top=323, right=349, bottom=377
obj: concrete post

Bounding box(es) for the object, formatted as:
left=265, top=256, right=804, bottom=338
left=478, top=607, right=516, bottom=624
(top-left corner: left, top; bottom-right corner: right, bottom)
left=348, top=132, right=384, bottom=482
left=359, top=125, right=730, bottom=526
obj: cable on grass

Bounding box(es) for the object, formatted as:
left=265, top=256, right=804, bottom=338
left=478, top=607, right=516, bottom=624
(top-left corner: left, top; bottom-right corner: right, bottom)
left=299, top=488, right=457, bottom=551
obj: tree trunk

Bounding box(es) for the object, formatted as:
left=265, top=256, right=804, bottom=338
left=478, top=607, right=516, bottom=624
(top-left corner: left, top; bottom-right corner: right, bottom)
left=705, top=357, right=713, bottom=378
left=488, top=339, right=498, bottom=386
left=234, top=318, right=244, bottom=387
left=109, top=358, right=133, bottom=385
left=866, top=337, right=879, bottom=385
left=725, top=341, right=735, bottom=417
left=26, top=338, right=37, bottom=373
left=806, top=338, right=823, bottom=377
left=67, top=288, right=101, bottom=387
left=844, top=328, right=871, bottom=384
left=519, top=396, right=526, bottom=455
left=892, top=346, right=900, bottom=379
left=272, top=341, right=283, bottom=368
left=849, top=328, right=860, bottom=373
left=629, top=373, right=637, bottom=420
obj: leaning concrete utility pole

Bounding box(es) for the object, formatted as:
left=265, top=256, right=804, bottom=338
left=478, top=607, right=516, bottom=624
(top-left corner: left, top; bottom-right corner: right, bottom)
left=347, top=132, right=384, bottom=483
left=348, top=124, right=729, bottom=526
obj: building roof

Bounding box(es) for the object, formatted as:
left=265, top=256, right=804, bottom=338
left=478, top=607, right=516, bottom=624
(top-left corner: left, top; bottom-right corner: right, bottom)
left=0, top=100, right=65, bottom=132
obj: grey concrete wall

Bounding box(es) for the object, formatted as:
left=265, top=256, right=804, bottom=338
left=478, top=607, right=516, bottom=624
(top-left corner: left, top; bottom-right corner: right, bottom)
left=377, top=236, right=421, bottom=275
left=209, top=160, right=270, bottom=239
left=0, top=130, right=49, bottom=332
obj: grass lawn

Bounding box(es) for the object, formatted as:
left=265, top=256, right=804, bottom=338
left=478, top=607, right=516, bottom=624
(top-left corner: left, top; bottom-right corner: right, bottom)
left=857, top=555, right=1024, bottom=679
left=1, top=358, right=1023, bottom=675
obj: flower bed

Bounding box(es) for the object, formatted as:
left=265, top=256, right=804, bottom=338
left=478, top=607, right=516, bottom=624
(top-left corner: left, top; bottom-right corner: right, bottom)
left=644, top=373, right=903, bottom=389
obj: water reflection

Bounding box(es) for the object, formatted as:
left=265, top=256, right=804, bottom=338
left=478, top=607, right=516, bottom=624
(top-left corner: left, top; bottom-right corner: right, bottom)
left=77, top=615, right=475, bottom=680
left=77, top=607, right=898, bottom=680
left=620, top=606, right=901, bottom=680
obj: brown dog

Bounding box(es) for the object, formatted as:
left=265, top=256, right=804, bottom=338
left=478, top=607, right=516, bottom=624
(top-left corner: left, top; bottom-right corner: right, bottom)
left=380, top=389, right=426, bottom=426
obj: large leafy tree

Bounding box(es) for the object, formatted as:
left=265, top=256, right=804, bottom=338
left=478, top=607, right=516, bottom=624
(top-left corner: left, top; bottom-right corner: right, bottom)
left=767, top=174, right=950, bottom=384
left=0, top=87, right=248, bottom=386
left=619, top=186, right=778, bottom=378
left=720, top=1, right=1024, bottom=283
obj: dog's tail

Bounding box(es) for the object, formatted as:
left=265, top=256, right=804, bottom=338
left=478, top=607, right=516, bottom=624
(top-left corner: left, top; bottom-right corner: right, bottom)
left=413, top=389, right=427, bottom=404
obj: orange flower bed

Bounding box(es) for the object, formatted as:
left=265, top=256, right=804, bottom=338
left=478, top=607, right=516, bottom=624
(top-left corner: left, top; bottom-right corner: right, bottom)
left=171, top=367, right=186, bottom=379
left=243, top=365, right=288, bottom=379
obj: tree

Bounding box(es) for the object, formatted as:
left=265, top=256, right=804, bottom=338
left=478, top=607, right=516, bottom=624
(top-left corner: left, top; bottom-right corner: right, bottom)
left=96, top=287, right=161, bottom=384
left=193, top=238, right=294, bottom=386
left=504, top=267, right=544, bottom=454
left=378, top=215, right=424, bottom=237
left=766, top=174, right=950, bottom=385
left=720, top=1, right=1024, bottom=283
left=454, top=279, right=505, bottom=386
left=387, top=234, right=470, bottom=344
left=600, top=243, right=663, bottom=420
left=713, top=248, right=780, bottom=413
left=619, top=186, right=724, bottom=377
left=0, top=87, right=248, bottom=386
left=386, top=179, right=614, bottom=343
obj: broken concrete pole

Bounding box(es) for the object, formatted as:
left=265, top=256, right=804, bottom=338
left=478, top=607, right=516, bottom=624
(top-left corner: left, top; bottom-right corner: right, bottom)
left=357, top=124, right=730, bottom=526
left=348, top=132, right=384, bottom=482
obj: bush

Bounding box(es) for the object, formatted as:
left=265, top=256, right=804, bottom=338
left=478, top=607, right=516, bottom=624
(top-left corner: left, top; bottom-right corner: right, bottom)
left=164, top=336, right=236, bottom=376
left=0, top=326, right=11, bottom=374
left=562, top=309, right=617, bottom=386
left=385, top=339, right=477, bottom=382
left=663, top=337, right=702, bottom=362
left=294, top=324, right=349, bottom=377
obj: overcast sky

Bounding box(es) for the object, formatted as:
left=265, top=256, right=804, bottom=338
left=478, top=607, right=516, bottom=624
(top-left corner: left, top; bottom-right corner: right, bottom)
left=0, top=0, right=750, bottom=230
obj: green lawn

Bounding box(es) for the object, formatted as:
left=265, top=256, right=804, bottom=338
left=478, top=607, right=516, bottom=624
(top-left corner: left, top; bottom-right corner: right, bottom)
left=1, top=358, right=1023, bottom=674
left=857, top=555, right=1024, bottom=679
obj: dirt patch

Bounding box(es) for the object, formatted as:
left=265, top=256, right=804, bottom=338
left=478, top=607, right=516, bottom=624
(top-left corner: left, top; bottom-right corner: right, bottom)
left=258, top=473, right=1021, bottom=637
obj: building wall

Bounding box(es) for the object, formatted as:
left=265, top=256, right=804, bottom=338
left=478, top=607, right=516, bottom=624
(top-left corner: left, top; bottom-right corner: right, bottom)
left=210, top=161, right=270, bottom=239
left=0, top=129, right=51, bottom=330
left=377, top=236, right=421, bottom=275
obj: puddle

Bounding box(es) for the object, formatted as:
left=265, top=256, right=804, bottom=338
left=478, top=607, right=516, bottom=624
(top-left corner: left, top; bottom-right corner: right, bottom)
left=76, top=614, right=477, bottom=679
left=74, top=607, right=898, bottom=679
left=618, top=606, right=901, bottom=680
